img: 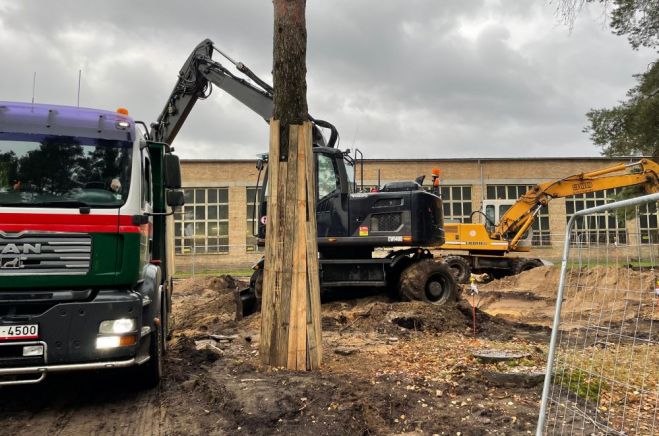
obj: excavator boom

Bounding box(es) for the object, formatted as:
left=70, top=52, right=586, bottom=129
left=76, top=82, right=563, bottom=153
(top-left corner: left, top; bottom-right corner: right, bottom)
left=149, top=39, right=337, bottom=148
left=494, top=159, right=659, bottom=247
left=440, top=158, right=659, bottom=256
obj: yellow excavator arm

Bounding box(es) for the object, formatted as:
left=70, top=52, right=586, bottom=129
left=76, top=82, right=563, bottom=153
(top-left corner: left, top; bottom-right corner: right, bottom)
left=440, top=159, right=659, bottom=255
left=493, top=159, right=659, bottom=249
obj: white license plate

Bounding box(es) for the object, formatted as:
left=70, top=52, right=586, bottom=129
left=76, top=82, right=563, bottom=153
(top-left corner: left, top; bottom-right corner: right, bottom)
left=0, top=324, right=39, bottom=341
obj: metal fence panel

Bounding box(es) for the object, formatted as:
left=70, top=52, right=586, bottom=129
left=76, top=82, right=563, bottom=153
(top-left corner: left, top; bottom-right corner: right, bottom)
left=537, top=193, right=659, bottom=435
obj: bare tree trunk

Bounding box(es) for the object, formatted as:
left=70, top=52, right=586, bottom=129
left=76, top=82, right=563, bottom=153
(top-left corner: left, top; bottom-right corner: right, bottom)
left=260, top=0, right=322, bottom=370
left=273, top=0, right=308, bottom=122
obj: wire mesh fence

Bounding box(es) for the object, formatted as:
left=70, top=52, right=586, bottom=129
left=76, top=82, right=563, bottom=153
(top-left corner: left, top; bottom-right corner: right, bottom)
left=174, top=244, right=262, bottom=276
left=537, top=193, right=659, bottom=435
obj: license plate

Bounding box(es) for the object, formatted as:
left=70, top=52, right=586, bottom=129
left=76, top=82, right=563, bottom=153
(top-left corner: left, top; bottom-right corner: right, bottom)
left=0, top=324, right=39, bottom=341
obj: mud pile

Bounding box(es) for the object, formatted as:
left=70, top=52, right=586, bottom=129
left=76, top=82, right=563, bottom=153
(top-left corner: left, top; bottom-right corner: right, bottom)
left=171, top=275, right=245, bottom=338
left=477, top=265, right=657, bottom=326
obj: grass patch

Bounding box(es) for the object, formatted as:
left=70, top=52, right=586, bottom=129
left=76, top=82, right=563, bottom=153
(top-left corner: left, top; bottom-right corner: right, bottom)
left=555, top=367, right=608, bottom=403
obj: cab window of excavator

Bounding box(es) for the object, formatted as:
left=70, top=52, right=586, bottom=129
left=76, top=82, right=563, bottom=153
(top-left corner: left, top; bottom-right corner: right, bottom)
left=485, top=205, right=495, bottom=232
left=317, top=153, right=340, bottom=200
left=344, top=158, right=355, bottom=193
left=498, top=204, right=511, bottom=222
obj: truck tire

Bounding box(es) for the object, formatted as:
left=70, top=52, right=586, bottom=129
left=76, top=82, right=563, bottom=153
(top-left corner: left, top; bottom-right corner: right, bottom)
left=512, top=258, right=543, bottom=275
left=398, top=259, right=457, bottom=305
left=443, top=256, right=471, bottom=284
left=138, top=304, right=164, bottom=389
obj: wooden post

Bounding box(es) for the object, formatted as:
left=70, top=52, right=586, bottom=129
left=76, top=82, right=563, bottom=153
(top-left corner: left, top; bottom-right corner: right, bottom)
left=260, top=120, right=322, bottom=370
left=260, top=0, right=321, bottom=370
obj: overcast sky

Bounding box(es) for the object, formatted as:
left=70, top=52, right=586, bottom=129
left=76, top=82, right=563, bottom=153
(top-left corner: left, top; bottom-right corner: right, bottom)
left=0, top=1, right=655, bottom=160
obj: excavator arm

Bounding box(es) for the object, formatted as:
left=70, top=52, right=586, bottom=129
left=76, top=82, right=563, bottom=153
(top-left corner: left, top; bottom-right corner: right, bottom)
left=149, top=39, right=338, bottom=147
left=493, top=159, right=659, bottom=249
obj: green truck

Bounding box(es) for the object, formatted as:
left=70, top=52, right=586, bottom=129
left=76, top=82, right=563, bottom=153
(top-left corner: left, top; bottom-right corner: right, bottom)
left=0, top=102, right=183, bottom=386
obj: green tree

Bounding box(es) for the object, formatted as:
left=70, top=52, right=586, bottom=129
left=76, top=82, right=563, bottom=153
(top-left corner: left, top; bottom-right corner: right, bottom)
left=606, top=0, right=659, bottom=50
left=558, top=0, right=659, bottom=156
left=558, top=0, right=659, bottom=50
left=585, top=61, right=659, bottom=157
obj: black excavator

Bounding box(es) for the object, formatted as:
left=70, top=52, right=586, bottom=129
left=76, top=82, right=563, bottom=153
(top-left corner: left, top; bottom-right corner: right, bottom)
left=151, top=39, right=458, bottom=315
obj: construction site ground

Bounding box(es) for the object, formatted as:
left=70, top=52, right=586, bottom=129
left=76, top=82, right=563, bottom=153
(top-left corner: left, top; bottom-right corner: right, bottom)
left=1, top=266, right=654, bottom=435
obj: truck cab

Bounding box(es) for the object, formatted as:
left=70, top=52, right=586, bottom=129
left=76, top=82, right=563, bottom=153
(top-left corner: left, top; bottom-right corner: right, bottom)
left=0, top=102, right=182, bottom=386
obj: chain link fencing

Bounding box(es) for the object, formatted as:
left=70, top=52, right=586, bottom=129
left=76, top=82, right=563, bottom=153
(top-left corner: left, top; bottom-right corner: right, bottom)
left=537, top=192, right=659, bottom=435
left=174, top=243, right=262, bottom=276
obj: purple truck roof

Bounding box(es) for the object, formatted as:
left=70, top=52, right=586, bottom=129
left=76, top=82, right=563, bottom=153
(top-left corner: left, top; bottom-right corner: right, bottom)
left=0, top=101, right=136, bottom=142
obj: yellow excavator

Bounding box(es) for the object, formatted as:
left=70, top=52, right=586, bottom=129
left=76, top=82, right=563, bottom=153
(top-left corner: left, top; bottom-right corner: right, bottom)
left=439, top=158, right=659, bottom=282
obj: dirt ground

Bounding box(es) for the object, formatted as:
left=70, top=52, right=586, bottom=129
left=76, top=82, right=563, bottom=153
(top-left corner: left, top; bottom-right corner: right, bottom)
left=2, top=265, right=655, bottom=435
left=0, top=273, right=555, bottom=436
left=477, top=265, right=657, bottom=328
left=478, top=265, right=658, bottom=435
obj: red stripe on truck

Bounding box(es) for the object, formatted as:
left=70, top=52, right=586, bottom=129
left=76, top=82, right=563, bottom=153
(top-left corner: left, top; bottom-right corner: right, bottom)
left=0, top=213, right=141, bottom=233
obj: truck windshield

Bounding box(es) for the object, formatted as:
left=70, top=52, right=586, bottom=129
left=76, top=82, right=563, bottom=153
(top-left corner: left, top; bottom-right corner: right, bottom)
left=0, top=133, right=132, bottom=208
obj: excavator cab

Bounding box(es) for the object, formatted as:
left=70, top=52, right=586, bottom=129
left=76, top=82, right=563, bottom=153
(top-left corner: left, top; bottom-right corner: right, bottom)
left=256, top=146, right=354, bottom=242
left=255, top=146, right=445, bottom=254
left=482, top=199, right=532, bottom=247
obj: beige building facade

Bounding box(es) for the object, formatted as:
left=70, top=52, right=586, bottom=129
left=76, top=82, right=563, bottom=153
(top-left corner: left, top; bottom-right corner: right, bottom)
left=174, top=156, right=657, bottom=273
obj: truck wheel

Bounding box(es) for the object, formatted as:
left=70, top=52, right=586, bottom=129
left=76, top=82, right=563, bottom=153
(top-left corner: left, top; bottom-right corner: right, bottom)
left=443, top=256, right=471, bottom=284
left=139, top=305, right=164, bottom=389
left=512, top=258, right=543, bottom=275
left=398, top=259, right=457, bottom=305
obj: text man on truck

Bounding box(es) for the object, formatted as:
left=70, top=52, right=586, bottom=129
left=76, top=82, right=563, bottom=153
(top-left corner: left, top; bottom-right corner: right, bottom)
left=0, top=102, right=183, bottom=387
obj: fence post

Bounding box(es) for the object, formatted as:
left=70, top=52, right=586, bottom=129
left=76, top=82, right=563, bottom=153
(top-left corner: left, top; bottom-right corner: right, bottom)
left=192, top=240, right=196, bottom=277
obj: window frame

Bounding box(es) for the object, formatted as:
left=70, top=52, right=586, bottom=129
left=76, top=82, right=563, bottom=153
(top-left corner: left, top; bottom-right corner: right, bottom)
left=485, top=184, right=551, bottom=246
left=565, top=188, right=628, bottom=246
left=174, top=187, right=230, bottom=255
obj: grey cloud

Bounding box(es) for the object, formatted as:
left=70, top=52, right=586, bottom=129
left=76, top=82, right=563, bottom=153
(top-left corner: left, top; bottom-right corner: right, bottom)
left=0, top=1, right=655, bottom=160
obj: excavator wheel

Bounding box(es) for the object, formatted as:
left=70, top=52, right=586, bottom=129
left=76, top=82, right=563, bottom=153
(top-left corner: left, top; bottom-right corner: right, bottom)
left=251, top=268, right=264, bottom=300
left=398, top=259, right=457, bottom=305
left=443, top=255, right=471, bottom=284
left=238, top=269, right=263, bottom=317
left=512, top=258, right=543, bottom=275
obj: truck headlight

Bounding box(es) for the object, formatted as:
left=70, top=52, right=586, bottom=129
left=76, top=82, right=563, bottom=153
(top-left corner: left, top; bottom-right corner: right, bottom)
left=96, top=335, right=137, bottom=349
left=99, top=318, right=136, bottom=334
left=96, top=336, right=121, bottom=349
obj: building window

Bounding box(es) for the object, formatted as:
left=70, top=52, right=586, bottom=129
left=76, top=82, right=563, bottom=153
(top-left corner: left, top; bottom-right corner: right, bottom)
left=486, top=184, right=550, bottom=246
left=246, top=187, right=264, bottom=252
left=565, top=188, right=627, bottom=245
left=174, top=188, right=229, bottom=254
left=439, top=185, right=472, bottom=224
left=638, top=201, right=659, bottom=244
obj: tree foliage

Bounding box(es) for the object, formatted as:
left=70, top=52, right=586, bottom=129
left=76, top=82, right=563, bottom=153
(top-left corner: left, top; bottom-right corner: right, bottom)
left=558, top=0, right=659, bottom=50
left=557, top=0, right=658, bottom=156
left=606, top=0, right=659, bottom=50
left=585, top=61, right=659, bottom=157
